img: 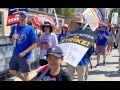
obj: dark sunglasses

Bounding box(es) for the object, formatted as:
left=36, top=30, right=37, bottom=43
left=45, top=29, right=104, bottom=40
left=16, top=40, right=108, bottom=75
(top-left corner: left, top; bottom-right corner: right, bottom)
left=44, top=25, right=50, bottom=28
left=62, top=26, right=67, bottom=29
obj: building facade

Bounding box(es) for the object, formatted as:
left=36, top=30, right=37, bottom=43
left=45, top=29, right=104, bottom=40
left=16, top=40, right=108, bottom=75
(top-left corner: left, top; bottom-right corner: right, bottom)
left=0, top=8, right=66, bottom=37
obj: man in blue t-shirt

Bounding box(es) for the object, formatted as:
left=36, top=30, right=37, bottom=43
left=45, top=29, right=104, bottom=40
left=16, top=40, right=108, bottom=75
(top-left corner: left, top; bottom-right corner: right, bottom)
left=9, top=11, right=38, bottom=81
left=95, top=23, right=110, bottom=67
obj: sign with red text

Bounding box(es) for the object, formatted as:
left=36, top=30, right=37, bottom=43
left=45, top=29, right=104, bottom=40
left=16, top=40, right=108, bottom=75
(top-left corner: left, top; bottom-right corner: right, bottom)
left=82, top=8, right=101, bottom=31
left=6, top=8, right=28, bottom=26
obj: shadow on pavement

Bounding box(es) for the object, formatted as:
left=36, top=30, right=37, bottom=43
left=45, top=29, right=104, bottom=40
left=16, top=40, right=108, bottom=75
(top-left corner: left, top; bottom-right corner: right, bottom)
left=91, top=58, right=97, bottom=60
left=112, top=55, right=119, bottom=57
left=88, top=70, right=120, bottom=77
left=106, top=62, right=118, bottom=65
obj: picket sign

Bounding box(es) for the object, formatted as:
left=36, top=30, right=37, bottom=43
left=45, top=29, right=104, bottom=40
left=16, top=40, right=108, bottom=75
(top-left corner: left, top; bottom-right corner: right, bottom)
left=82, top=8, right=101, bottom=31
left=57, top=30, right=99, bottom=67
left=111, top=12, right=118, bottom=25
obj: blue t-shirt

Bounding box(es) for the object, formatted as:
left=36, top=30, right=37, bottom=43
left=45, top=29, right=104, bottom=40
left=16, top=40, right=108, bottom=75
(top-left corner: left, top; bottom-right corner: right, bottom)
left=58, top=34, right=66, bottom=42
left=78, top=52, right=88, bottom=66
left=97, top=30, right=110, bottom=46
left=9, top=24, right=38, bottom=58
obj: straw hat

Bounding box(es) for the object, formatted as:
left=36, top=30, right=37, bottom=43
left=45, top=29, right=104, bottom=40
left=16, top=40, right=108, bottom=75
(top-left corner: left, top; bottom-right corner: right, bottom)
left=67, top=14, right=85, bottom=24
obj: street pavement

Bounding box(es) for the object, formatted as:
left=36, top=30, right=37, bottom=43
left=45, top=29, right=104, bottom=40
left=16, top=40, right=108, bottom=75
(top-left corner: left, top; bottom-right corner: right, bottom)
left=5, top=47, right=120, bottom=81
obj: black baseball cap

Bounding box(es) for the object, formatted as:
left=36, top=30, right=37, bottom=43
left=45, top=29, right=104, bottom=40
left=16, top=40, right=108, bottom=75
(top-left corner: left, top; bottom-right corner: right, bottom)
left=45, top=46, right=63, bottom=58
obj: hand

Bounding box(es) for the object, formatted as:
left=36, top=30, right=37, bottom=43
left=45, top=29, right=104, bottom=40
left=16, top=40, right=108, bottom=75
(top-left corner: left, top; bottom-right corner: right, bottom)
left=92, top=43, right=95, bottom=46
left=19, top=51, right=27, bottom=58
left=104, top=33, right=107, bottom=37
left=37, top=31, right=42, bottom=37
left=61, top=37, right=63, bottom=40
left=12, top=34, right=18, bottom=40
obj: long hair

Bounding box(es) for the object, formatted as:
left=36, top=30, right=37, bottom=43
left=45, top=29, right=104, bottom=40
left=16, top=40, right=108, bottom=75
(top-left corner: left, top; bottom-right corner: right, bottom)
left=61, top=27, right=68, bottom=34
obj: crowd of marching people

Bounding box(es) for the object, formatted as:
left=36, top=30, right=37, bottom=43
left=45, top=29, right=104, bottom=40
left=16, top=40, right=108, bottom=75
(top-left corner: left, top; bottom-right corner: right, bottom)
left=8, top=11, right=120, bottom=81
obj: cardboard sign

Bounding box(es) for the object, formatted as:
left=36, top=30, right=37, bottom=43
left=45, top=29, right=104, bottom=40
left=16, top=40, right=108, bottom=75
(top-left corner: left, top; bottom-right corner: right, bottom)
left=6, top=8, right=28, bottom=26
left=57, top=29, right=98, bottom=67
left=111, top=12, right=118, bottom=25
left=82, top=8, right=101, bottom=31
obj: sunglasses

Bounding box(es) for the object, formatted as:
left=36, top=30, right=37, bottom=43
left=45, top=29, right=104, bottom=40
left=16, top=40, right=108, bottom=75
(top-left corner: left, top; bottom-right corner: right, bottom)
left=44, top=25, right=50, bottom=28
left=62, top=26, right=67, bottom=29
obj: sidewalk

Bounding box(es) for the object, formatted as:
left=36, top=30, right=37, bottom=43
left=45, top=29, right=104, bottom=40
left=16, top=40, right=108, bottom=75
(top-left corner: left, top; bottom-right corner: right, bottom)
left=5, top=48, right=120, bottom=81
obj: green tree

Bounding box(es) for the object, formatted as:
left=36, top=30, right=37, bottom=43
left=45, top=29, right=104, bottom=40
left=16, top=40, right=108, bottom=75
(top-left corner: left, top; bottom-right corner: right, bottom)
left=110, top=8, right=120, bottom=15
left=61, top=8, right=75, bottom=17
left=55, top=8, right=75, bottom=17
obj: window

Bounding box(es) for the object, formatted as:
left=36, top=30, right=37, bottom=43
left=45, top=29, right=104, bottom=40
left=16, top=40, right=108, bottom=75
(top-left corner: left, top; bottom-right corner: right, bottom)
left=48, top=8, right=51, bottom=13
left=31, top=8, right=36, bottom=10
left=39, top=8, right=44, bottom=12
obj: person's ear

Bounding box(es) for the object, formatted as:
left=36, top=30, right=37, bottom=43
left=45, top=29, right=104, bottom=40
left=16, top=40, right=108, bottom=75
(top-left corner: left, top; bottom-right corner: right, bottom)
left=61, top=57, right=64, bottom=61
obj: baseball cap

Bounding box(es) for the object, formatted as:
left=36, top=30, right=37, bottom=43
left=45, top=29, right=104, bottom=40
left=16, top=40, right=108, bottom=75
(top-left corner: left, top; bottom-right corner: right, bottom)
left=99, top=23, right=106, bottom=27
left=19, top=11, right=28, bottom=18
left=45, top=46, right=63, bottom=58
left=111, top=25, right=114, bottom=28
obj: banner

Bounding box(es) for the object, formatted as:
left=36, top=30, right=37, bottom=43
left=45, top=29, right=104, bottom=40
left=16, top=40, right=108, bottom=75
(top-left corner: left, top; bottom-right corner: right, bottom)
left=111, top=12, right=118, bottom=25
left=6, top=8, right=28, bottom=26
left=82, top=8, right=101, bottom=31
left=105, top=8, right=110, bottom=19
left=57, top=29, right=98, bottom=67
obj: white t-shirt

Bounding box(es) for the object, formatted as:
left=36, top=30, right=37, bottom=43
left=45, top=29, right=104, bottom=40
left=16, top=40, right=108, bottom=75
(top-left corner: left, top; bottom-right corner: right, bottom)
left=109, top=30, right=116, bottom=38
left=39, top=33, right=58, bottom=60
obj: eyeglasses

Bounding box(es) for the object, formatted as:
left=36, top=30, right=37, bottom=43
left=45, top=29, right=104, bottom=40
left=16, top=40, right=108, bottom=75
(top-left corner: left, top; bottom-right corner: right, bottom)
left=47, top=57, right=59, bottom=62
left=62, top=26, right=67, bottom=29
left=44, top=25, right=50, bottom=28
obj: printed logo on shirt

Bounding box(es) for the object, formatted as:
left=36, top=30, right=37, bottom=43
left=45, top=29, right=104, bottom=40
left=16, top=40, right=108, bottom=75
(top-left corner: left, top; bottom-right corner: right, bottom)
left=99, top=33, right=104, bottom=39
left=16, top=31, right=26, bottom=44
left=40, top=39, right=50, bottom=50
left=43, top=76, right=51, bottom=81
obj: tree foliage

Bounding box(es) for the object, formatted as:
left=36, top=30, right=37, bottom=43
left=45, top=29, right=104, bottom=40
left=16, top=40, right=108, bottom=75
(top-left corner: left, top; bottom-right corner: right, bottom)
left=110, top=8, right=120, bottom=15
left=55, top=8, right=75, bottom=17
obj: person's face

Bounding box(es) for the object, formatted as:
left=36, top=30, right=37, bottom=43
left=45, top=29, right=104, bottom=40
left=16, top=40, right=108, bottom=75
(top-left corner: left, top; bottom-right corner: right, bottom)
left=100, top=26, right=105, bottom=31
left=69, top=22, right=80, bottom=31
left=47, top=55, right=63, bottom=69
left=111, top=27, right=114, bottom=30
left=44, top=25, right=51, bottom=33
left=62, top=26, right=68, bottom=33
left=19, top=14, right=28, bottom=25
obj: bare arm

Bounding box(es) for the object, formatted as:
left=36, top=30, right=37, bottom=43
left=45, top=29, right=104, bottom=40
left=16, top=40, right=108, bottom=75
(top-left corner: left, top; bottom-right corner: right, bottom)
left=19, top=41, right=37, bottom=57
left=30, top=76, right=38, bottom=81
left=25, top=41, right=37, bottom=53
left=37, top=37, right=40, bottom=48
left=9, top=34, right=18, bottom=42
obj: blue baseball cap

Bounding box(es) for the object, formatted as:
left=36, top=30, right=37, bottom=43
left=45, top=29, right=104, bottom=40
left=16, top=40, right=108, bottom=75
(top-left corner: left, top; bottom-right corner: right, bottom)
left=45, top=46, right=63, bottom=58
left=19, top=11, right=28, bottom=18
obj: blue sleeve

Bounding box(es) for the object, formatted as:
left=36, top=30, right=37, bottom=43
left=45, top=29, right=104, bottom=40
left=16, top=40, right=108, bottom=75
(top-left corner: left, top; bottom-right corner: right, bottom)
left=58, top=35, right=61, bottom=42
left=30, top=27, right=38, bottom=44
left=106, top=30, right=110, bottom=37
left=9, top=25, right=15, bottom=38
